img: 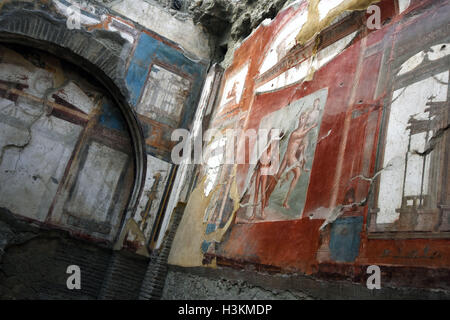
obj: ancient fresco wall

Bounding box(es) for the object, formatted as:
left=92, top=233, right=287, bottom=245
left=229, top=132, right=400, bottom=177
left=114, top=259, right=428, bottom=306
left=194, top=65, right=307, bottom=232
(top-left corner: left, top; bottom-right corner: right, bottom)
left=169, top=0, right=450, bottom=287
left=0, top=0, right=209, bottom=255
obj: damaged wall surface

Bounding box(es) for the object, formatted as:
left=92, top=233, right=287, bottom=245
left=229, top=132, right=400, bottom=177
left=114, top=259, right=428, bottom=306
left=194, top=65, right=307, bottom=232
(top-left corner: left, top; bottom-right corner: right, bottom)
left=189, top=0, right=299, bottom=67
left=169, top=0, right=450, bottom=293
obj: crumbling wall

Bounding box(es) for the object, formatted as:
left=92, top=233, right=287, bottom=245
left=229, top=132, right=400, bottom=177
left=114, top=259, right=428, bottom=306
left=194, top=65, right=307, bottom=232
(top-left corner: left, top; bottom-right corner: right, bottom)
left=93, top=0, right=212, bottom=60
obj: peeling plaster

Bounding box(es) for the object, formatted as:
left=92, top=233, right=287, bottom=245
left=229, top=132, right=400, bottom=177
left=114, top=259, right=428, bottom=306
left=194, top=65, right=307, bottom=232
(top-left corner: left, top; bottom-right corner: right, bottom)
left=295, top=0, right=380, bottom=45
left=53, top=0, right=107, bottom=26
left=378, top=71, right=449, bottom=224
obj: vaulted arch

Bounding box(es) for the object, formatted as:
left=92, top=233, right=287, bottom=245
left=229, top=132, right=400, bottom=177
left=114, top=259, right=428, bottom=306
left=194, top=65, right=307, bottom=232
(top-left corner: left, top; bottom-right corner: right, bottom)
left=0, top=7, right=147, bottom=244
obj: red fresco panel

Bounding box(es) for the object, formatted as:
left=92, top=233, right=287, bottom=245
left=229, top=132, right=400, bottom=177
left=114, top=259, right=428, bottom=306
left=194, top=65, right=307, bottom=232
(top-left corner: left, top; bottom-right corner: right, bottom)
left=217, top=23, right=367, bottom=275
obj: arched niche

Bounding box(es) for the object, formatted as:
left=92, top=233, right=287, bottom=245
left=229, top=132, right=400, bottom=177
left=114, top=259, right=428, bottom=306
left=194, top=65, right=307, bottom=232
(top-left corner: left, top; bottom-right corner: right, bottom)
left=0, top=7, right=147, bottom=245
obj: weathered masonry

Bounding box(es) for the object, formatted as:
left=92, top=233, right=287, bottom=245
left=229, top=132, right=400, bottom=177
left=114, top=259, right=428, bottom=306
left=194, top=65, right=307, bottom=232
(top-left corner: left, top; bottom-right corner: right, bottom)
left=0, top=0, right=449, bottom=300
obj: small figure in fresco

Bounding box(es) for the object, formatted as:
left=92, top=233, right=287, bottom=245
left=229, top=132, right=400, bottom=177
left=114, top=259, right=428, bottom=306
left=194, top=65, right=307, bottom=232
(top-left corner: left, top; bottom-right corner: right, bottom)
left=276, top=99, right=320, bottom=209
left=307, top=98, right=321, bottom=127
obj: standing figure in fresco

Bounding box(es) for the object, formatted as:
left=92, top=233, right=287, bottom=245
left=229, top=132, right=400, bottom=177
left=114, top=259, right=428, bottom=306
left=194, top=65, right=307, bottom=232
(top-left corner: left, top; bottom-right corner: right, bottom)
left=276, top=99, right=320, bottom=209
left=250, top=131, right=280, bottom=220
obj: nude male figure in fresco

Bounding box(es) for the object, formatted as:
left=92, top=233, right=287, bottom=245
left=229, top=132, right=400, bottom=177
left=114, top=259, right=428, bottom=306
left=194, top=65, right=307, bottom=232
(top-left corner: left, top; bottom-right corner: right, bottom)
left=276, top=99, right=320, bottom=209
left=250, top=130, right=281, bottom=220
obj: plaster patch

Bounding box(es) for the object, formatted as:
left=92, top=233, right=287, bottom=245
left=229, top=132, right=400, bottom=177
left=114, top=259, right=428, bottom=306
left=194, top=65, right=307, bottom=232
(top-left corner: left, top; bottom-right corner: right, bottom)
left=259, top=10, right=308, bottom=75
left=53, top=0, right=106, bottom=26
left=110, top=0, right=211, bottom=60
left=398, top=44, right=450, bottom=76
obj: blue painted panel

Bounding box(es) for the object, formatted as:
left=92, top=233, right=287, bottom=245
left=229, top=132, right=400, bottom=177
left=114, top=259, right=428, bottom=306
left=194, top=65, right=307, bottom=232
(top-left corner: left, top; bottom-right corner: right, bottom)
left=99, top=98, right=127, bottom=132
left=126, top=62, right=149, bottom=106
left=329, top=216, right=363, bottom=263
